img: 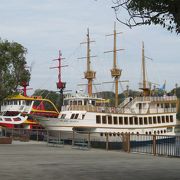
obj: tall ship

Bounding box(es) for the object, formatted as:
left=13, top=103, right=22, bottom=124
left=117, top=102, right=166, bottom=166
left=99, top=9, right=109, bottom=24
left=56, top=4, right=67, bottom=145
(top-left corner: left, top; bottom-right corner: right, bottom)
left=33, top=25, right=179, bottom=140
left=0, top=83, right=59, bottom=129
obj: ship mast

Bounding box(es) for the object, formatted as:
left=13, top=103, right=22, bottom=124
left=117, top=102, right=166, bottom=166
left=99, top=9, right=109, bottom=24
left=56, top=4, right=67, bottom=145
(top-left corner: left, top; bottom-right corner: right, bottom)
left=140, top=42, right=150, bottom=96
left=105, top=22, right=123, bottom=107
left=50, top=50, right=67, bottom=108
left=79, top=29, right=96, bottom=96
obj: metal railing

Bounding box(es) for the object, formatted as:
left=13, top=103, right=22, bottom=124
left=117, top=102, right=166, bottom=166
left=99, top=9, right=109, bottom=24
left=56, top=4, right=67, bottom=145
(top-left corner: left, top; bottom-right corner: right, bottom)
left=1, top=127, right=179, bottom=157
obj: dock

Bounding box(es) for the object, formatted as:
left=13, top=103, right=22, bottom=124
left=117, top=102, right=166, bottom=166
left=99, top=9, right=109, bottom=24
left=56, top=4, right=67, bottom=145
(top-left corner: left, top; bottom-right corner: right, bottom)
left=0, top=141, right=179, bottom=180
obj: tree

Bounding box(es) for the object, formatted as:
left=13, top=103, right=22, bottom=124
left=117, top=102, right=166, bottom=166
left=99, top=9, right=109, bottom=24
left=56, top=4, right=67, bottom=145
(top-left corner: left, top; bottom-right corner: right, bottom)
left=0, top=39, right=30, bottom=101
left=33, top=89, right=61, bottom=110
left=112, top=0, right=180, bottom=33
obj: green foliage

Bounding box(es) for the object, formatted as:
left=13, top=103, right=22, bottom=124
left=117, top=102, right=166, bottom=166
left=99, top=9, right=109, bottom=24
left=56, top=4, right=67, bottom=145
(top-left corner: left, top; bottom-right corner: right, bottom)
left=33, top=89, right=61, bottom=110
left=112, top=0, right=180, bottom=34
left=0, top=39, right=30, bottom=101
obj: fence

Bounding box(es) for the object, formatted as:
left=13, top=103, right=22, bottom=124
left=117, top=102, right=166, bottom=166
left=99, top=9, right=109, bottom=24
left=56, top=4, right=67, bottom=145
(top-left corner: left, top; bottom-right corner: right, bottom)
left=1, top=127, right=180, bottom=157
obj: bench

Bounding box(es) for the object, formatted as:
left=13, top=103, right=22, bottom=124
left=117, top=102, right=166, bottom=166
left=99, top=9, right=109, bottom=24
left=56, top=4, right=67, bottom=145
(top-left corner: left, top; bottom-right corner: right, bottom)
left=47, top=138, right=64, bottom=147
left=72, top=139, right=89, bottom=150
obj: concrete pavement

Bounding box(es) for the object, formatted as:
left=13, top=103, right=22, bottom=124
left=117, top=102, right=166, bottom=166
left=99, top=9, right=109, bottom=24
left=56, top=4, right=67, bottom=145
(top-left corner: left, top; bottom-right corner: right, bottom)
left=0, top=141, right=179, bottom=180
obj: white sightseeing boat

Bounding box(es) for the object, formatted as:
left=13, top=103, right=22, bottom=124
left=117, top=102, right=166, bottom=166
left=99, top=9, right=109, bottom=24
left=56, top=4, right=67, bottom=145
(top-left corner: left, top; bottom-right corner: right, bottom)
left=33, top=26, right=180, bottom=141
left=0, top=93, right=59, bottom=129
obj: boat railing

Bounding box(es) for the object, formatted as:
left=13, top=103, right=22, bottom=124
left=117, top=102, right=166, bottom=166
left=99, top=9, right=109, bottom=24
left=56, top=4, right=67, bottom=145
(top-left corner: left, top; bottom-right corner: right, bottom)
left=135, top=95, right=177, bottom=102
left=61, top=105, right=177, bottom=114
left=62, top=105, right=120, bottom=113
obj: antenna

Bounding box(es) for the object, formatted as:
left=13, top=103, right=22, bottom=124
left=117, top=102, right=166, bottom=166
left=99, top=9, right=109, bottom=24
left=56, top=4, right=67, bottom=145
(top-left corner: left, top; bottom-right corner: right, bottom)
left=78, top=28, right=97, bottom=96
left=104, top=22, right=124, bottom=107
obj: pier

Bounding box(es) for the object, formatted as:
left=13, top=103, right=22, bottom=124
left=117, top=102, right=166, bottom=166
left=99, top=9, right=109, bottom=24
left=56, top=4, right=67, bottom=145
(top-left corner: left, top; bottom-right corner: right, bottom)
left=0, top=141, right=180, bottom=180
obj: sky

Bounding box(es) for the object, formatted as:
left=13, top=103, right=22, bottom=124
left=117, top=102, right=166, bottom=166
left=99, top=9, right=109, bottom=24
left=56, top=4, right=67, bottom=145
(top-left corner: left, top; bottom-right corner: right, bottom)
left=0, top=0, right=179, bottom=95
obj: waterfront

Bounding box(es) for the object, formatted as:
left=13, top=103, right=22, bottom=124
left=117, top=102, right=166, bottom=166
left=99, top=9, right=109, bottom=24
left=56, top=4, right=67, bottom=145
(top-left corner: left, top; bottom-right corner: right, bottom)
left=0, top=141, right=179, bottom=180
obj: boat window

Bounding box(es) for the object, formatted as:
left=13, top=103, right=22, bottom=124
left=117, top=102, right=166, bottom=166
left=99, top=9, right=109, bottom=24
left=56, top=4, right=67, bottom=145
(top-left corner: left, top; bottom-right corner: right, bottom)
left=26, top=100, right=32, bottom=106
left=13, top=117, right=21, bottom=121
left=170, top=115, right=173, bottom=122
left=102, top=116, right=107, bottom=124
left=74, top=114, right=79, bottom=119
left=134, top=117, right=138, bottom=125
left=96, top=115, right=101, bottom=124
left=108, top=116, right=112, bottom=124
left=165, top=103, right=169, bottom=108
left=92, top=101, right=95, bottom=106
left=167, top=127, right=173, bottom=132
left=144, top=117, right=148, bottom=125
left=119, top=117, right=123, bottom=125
left=64, top=100, right=68, bottom=106
left=78, top=101, right=82, bottom=105
left=84, top=100, right=87, bottom=105
left=61, top=114, right=66, bottom=119
left=70, top=101, right=73, bottom=105
left=166, top=116, right=169, bottom=123
left=129, top=117, right=133, bottom=125
left=70, top=114, right=75, bottom=119
left=139, top=117, right=143, bottom=125
left=162, top=116, right=165, bottom=123
left=82, top=114, right=85, bottom=119
left=5, top=118, right=12, bottom=121
left=0, top=118, right=2, bottom=121
left=22, top=100, right=26, bottom=105
left=113, top=116, right=118, bottom=124
left=157, top=116, right=161, bottom=123
left=153, top=117, right=156, bottom=124
left=124, top=117, right=128, bottom=125
left=148, top=117, right=152, bottom=124
left=14, top=101, right=17, bottom=105
left=73, top=101, right=77, bottom=105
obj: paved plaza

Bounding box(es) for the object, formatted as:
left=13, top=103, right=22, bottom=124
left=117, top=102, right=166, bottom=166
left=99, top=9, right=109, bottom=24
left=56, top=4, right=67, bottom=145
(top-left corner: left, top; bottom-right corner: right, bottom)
left=0, top=141, right=179, bottom=180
